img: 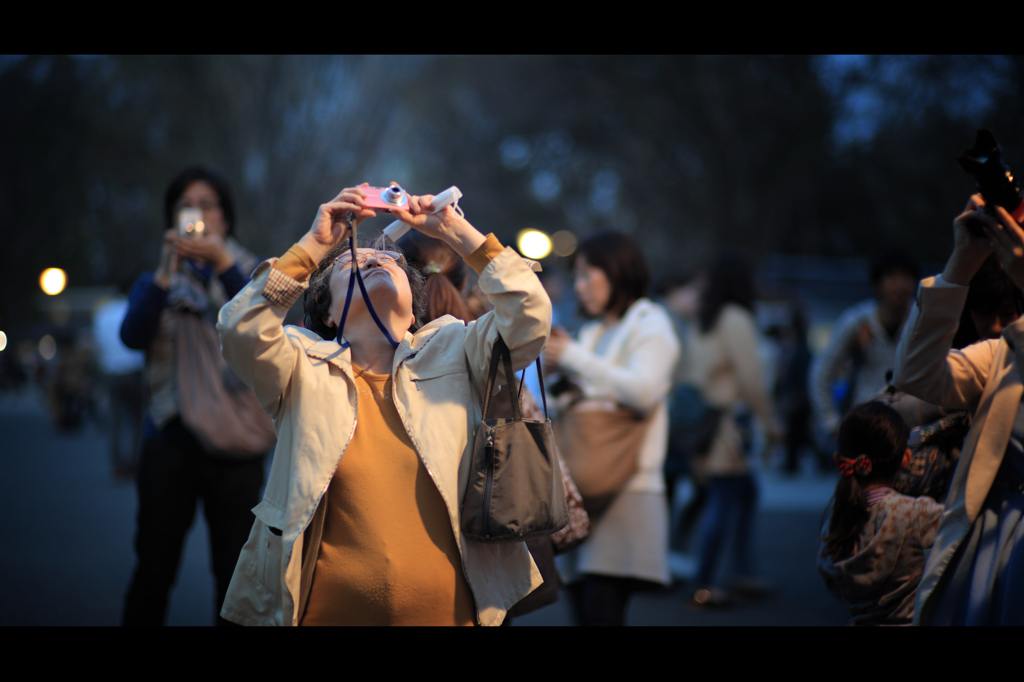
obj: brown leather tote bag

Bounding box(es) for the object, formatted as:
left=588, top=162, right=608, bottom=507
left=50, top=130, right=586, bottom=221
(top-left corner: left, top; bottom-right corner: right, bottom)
left=555, top=401, right=651, bottom=519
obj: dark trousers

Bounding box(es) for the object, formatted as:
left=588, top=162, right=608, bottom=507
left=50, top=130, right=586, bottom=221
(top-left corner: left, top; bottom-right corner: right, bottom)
left=695, top=473, right=758, bottom=587
left=568, top=575, right=653, bottom=626
left=122, top=426, right=264, bottom=626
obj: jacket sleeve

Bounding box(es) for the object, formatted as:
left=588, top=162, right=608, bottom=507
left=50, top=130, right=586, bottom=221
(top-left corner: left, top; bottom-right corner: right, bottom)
left=557, top=308, right=680, bottom=414
left=808, top=304, right=864, bottom=434
left=217, top=261, right=306, bottom=420
left=892, top=275, right=997, bottom=412
left=120, top=273, right=168, bottom=351
left=460, top=247, right=552, bottom=394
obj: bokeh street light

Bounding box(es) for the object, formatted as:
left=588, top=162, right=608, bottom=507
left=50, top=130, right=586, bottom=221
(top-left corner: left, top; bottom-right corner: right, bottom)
left=40, top=268, right=67, bottom=295
left=517, top=229, right=552, bottom=260
left=551, top=230, right=578, bottom=257
left=0, top=331, right=7, bottom=352
left=38, top=334, right=56, bottom=360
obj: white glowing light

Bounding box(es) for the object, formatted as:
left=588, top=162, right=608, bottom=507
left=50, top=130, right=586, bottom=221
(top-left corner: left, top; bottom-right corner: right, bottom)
left=0, top=331, right=7, bottom=352
left=39, top=335, right=56, bottom=360
left=517, top=229, right=552, bottom=260
left=40, top=268, right=67, bottom=295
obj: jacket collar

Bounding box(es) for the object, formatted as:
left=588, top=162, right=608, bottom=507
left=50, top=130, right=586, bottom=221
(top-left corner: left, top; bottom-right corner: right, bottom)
left=288, top=316, right=458, bottom=374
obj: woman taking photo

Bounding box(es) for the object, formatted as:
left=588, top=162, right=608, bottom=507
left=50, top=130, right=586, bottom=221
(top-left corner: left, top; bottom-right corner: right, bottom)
left=544, top=231, right=680, bottom=626
left=120, top=165, right=270, bottom=626
left=216, top=184, right=551, bottom=626
left=686, top=252, right=779, bottom=607
left=893, top=194, right=1024, bottom=625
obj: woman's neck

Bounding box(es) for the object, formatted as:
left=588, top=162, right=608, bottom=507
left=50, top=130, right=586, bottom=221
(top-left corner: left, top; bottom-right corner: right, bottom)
left=342, top=313, right=404, bottom=375
left=349, top=337, right=397, bottom=375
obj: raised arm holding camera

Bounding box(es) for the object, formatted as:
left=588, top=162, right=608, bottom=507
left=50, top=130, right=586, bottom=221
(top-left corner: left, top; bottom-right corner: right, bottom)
left=893, top=133, right=1024, bottom=625
left=216, top=184, right=552, bottom=626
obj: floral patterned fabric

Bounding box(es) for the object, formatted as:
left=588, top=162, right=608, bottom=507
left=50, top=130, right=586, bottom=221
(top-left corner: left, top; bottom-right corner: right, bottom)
left=818, top=489, right=943, bottom=625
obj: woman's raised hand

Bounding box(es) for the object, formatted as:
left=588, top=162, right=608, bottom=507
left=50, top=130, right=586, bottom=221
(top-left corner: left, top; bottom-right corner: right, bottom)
left=301, top=185, right=378, bottom=263
left=943, top=194, right=997, bottom=286
left=390, top=193, right=485, bottom=257
left=175, top=232, right=235, bottom=274
left=978, top=199, right=1024, bottom=292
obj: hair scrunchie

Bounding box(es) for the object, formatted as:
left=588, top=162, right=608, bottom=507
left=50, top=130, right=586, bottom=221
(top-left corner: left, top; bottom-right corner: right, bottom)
left=836, top=454, right=873, bottom=477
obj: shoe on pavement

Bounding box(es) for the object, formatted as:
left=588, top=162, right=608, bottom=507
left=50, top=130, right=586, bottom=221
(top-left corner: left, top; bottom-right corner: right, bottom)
left=690, top=586, right=733, bottom=608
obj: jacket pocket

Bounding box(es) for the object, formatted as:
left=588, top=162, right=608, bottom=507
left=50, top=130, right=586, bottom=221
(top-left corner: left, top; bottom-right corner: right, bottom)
left=410, top=362, right=468, bottom=389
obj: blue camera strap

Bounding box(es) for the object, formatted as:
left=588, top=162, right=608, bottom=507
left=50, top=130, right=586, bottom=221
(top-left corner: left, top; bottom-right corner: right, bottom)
left=334, top=218, right=401, bottom=350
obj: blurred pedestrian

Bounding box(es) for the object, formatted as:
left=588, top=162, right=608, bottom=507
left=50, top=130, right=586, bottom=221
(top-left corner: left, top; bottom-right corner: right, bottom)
left=817, top=401, right=941, bottom=626
left=771, top=304, right=828, bottom=475
left=809, top=250, right=919, bottom=445
left=658, top=272, right=711, bottom=551
left=120, top=165, right=273, bottom=626
left=49, top=328, right=97, bottom=432
left=685, top=252, right=780, bottom=607
left=545, top=231, right=680, bottom=626
left=92, top=287, right=145, bottom=479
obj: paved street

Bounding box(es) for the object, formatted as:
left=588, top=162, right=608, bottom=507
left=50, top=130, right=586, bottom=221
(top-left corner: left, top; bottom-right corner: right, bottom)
left=0, top=388, right=848, bottom=626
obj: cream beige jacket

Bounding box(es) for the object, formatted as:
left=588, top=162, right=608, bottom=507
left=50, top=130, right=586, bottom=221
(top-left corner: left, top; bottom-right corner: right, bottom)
left=685, top=304, right=775, bottom=476
left=893, top=275, right=1024, bottom=624
left=216, top=246, right=551, bottom=626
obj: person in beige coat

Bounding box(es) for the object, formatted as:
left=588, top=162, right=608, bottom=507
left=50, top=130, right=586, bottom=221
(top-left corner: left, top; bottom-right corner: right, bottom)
left=216, top=185, right=551, bottom=626
left=893, top=194, right=1024, bottom=625
left=685, top=253, right=780, bottom=607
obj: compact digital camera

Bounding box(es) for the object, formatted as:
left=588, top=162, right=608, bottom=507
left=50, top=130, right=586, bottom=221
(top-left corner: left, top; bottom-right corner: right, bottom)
left=360, top=184, right=410, bottom=212
left=959, top=129, right=1024, bottom=224
left=178, top=208, right=205, bottom=237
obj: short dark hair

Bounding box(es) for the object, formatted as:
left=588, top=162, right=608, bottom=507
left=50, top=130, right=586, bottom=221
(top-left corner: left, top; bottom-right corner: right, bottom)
left=698, top=252, right=756, bottom=333
left=163, top=165, right=237, bottom=237
left=303, top=238, right=427, bottom=341
left=570, top=231, right=650, bottom=319
left=869, top=249, right=919, bottom=287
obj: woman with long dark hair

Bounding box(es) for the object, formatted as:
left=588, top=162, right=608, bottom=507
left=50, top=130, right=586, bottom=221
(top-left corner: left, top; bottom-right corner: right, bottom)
left=544, top=231, right=680, bottom=626
left=685, top=252, right=779, bottom=607
left=817, top=401, right=941, bottom=625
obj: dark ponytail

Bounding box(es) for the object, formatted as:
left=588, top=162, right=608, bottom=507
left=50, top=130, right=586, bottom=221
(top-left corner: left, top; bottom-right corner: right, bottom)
left=397, top=230, right=473, bottom=323
left=822, top=401, right=909, bottom=561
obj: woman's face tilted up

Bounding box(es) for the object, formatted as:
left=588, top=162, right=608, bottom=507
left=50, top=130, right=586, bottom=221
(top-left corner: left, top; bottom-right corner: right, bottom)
left=325, top=248, right=415, bottom=333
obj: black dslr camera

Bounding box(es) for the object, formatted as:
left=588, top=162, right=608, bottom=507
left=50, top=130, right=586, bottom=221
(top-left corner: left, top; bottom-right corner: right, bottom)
left=959, top=129, right=1024, bottom=225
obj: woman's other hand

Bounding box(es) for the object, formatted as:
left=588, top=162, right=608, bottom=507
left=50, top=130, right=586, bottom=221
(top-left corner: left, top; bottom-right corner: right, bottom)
left=175, top=232, right=235, bottom=274
left=390, top=192, right=485, bottom=257
left=981, top=200, right=1024, bottom=292
left=299, top=185, right=377, bottom=264
left=943, top=194, right=996, bottom=286
left=154, top=230, right=179, bottom=290
left=543, top=327, right=571, bottom=368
